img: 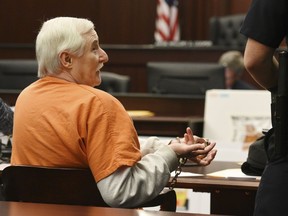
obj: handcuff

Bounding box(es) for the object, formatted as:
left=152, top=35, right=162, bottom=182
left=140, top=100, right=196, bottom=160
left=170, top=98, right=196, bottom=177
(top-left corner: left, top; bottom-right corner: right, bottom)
left=169, top=137, right=210, bottom=189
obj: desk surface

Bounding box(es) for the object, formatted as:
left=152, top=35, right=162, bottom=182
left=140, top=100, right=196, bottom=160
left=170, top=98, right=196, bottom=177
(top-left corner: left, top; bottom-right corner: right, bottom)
left=174, top=161, right=259, bottom=215
left=0, top=201, right=224, bottom=216
left=176, top=161, right=260, bottom=190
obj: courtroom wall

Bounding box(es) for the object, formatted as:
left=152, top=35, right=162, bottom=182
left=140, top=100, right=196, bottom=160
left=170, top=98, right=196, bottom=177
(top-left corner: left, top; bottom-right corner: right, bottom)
left=0, top=0, right=251, bottom=45
left=0, top=0, right=258, bottom=92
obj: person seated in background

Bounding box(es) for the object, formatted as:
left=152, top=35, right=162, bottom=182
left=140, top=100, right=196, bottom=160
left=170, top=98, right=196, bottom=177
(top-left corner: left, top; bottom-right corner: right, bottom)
left=0, top=97, right=13, bottom=136
left=11, top=17, right=217, bottom=208
left=219, top=50, right=256, bottom=90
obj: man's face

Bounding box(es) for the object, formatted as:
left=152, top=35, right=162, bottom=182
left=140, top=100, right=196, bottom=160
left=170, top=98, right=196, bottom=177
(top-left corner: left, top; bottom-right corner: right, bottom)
left=70, top=30, right=108, bottom=87
left=225, top=68, right=237, bottom=89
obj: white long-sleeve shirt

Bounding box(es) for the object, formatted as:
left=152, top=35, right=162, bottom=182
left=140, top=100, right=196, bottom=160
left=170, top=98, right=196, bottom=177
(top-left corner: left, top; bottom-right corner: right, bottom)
left=97, top=136, right=178, bottom=208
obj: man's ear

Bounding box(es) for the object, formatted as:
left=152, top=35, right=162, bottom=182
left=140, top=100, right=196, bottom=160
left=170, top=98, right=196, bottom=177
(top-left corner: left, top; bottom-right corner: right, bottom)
left=59, top=52, right=72, bottom=68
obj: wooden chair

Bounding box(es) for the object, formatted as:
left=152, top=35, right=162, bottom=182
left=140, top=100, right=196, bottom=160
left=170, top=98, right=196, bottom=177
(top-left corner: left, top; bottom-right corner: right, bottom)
left=0, top=165, right=177, bottom=211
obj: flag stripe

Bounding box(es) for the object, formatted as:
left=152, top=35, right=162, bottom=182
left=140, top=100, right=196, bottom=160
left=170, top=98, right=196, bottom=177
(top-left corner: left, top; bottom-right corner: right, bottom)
left=155, top=0, right=180, bottom=42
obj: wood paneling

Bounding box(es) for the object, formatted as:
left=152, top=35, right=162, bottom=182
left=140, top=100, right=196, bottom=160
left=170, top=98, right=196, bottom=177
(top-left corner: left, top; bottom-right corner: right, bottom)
left=0, top=0, right=251, bottom=45
left=0, top=0, right=257, bottom=93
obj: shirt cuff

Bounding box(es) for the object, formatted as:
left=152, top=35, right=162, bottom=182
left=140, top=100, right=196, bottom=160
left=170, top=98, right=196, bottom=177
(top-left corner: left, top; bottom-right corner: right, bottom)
left=155, top=145, right=179, bottom=172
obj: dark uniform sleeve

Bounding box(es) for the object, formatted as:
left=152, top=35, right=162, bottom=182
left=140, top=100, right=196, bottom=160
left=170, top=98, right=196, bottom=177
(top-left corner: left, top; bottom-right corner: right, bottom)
left=0, top=98, right=14, bottom=135
left=240, top=0, right=288, bottom=48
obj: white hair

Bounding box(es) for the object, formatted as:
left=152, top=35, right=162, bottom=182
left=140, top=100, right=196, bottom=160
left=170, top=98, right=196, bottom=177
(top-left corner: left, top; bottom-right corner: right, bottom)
left=219, top=51, right=245, bottom=75
left=35, top=17, right=94, bottom=78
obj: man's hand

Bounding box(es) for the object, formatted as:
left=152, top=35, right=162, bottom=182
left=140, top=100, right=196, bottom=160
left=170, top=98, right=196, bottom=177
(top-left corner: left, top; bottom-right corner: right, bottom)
left=169, top=127, right=217, bottom=166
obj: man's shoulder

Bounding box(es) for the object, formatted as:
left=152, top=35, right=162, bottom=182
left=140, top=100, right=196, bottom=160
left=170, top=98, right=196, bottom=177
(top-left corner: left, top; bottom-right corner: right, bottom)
left=79, top=85, right=115, bottom=99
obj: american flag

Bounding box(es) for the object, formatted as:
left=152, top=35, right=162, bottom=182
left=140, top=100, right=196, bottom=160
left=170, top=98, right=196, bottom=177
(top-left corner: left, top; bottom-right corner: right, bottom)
left=154, top=0, right=180, bottom=42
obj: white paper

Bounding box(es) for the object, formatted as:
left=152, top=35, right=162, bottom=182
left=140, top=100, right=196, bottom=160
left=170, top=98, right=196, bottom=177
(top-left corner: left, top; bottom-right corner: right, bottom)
left=171, top=171, right=204, bottom=177
left=207, top=168, right=261, bottom=180
left=203, top=90, right=271, bottom=162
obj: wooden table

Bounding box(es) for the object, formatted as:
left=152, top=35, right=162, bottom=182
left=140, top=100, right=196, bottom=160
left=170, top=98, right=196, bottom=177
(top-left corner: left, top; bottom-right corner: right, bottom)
left=172, top=161, right=260, bottom=216
left=0, top=201, right=225, bottom=216
left=115, top=93, right=205, bottom=117
left=0, top=91, right=205, bottom=117
left=0, top=160, right=258, bottom=215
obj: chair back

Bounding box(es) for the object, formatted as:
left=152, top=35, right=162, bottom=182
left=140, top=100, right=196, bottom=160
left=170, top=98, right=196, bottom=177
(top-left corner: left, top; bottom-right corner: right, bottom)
left=1, top=165, right=177, bottom=211
left=97, top=72, right=130, bottom=93
left=147, top=62, right=225, bottom=95
left=0, top=60, right=38, bottom=90
left=209, top=14, right=247, bottom=47
left=1, top=166, right=108, bottom=206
